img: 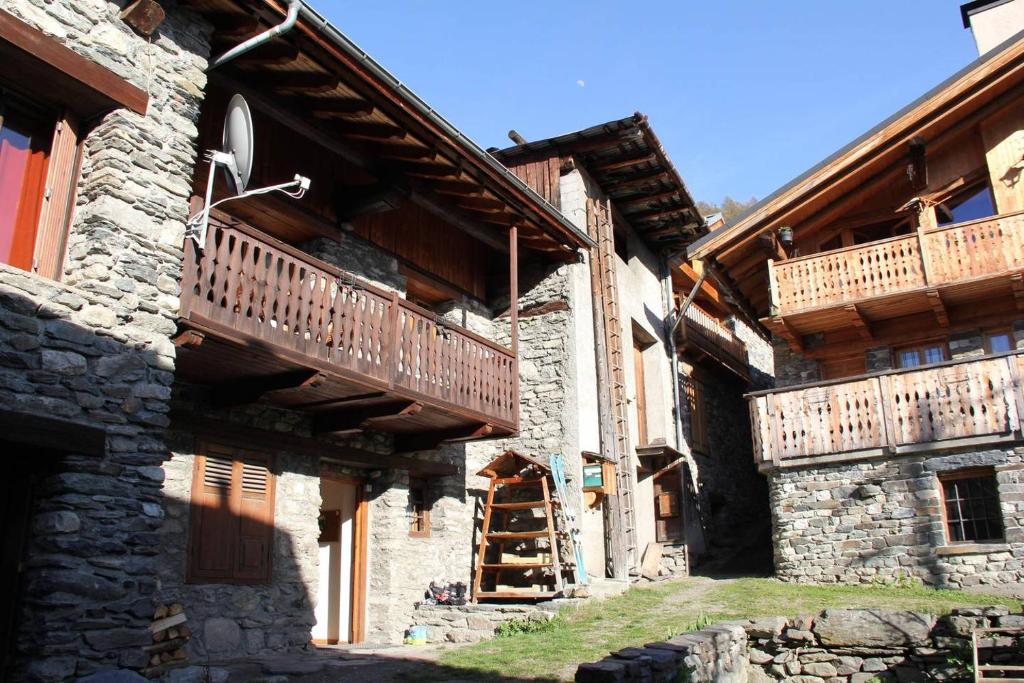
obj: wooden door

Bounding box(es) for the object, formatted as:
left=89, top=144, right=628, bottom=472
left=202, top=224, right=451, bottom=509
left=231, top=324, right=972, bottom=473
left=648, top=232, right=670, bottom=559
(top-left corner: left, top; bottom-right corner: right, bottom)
left=314, top=475, right=367, bottom=644
left=632, top=341, right=648, bottom=446
left=653, top=472, right=684, bottom=543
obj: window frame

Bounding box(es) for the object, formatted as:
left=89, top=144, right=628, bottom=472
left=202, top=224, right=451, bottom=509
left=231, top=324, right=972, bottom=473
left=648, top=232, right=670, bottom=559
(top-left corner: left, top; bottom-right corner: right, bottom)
left=0, top=86, right=83, bottom=280
left=937, top=468, right=1004, bottom=545
left=983, top=328, right=1014, bottom=355
left=187, top=443, right=277, bottom=585
left=408, top=477, right=431, bottom=538
left=893, top=340, right=950, bottom=369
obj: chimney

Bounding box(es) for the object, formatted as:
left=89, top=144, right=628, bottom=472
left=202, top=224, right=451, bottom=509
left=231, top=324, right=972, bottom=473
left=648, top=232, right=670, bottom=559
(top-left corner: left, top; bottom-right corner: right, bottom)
left=961, top=0, right=1024, bottom=55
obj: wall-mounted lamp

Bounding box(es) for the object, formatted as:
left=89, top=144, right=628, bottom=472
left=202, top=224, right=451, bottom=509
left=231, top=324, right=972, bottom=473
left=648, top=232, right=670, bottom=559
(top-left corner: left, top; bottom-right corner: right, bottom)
left=777, top=226, right=794, bottom=248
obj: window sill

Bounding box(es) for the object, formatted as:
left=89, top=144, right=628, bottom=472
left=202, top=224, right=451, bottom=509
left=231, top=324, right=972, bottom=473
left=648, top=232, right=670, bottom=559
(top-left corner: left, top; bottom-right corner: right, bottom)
left=934, top=542, right=1008, bottom=557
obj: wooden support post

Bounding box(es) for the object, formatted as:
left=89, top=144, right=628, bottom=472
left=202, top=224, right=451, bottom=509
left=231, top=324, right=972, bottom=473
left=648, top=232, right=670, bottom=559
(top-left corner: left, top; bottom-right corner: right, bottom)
left=926, top=289, right=949, bottom=327
left=766, top=259, right=780, bottom=316
left=878, top=375, right=898, bottom=453
left=1010, top=274, right=1024, bottom=311
left=1006, top=355, right=1024, bottom=436
left=510, top=225, right=520, bottom=426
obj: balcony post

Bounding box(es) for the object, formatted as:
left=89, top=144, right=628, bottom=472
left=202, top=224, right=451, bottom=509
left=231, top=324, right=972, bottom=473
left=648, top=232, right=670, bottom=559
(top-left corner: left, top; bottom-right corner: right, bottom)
left=877, top=375, right=897, bottom=452
left=766, top=258, right=779, bottom=316
left=1007, top=355, right=1024, bottom=436
left=509, top=224, right=519, bottom=425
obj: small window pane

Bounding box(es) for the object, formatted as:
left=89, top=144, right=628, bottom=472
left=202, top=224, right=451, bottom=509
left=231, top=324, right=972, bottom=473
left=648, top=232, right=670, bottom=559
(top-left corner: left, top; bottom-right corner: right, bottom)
left=923, top=345, right=946, bottom=364
left=898, top=350, right=921, bottom=368
left=937, top=185, right=995, bottom=226
left=941, top=471, right=1003, bottom=544
left=987, top=333, right=1012, bottom=354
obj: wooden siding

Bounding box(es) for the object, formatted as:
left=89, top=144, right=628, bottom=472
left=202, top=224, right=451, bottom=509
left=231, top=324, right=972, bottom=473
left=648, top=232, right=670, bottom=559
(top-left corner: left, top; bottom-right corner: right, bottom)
left=748, top=352, right=1024, bottom=470
left=351, top=203, right=489, bottom=300
left=179, top=220, right=516, bottom=429
left=769, top=211, right=1024, bottom=317
left=504, top=157, right=561, bottom=210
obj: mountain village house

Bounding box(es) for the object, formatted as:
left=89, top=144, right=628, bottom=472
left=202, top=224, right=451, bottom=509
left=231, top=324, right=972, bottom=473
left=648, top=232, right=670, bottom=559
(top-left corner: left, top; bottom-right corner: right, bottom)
left=688, top=1, right=1024, bottom=592
left=2, top=0, right=1024, bottom=681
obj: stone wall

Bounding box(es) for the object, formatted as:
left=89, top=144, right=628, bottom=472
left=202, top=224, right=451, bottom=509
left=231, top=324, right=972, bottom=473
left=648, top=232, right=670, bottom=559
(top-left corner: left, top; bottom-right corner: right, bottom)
left=768, top=447, right=1024, bottom=591
left=0, top=1, right=210, bottom=680
left=412, top=600, right=573, bottom=644
left=575, top=606, right=1024, bottom=682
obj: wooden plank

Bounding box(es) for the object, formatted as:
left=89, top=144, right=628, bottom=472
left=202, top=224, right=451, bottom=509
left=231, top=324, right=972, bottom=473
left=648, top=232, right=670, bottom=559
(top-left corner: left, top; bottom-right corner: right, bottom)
left=0, top=9, right=147, bottom=115
left=149, top=613, right=187, bottom=634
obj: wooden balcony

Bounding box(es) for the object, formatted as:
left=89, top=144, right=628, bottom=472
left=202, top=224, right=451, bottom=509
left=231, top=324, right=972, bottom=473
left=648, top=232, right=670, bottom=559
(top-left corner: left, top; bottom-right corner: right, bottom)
left=678, top=306, right=750, bottom=380
left=748, top=351, right=1024, bottom=471
left=176, top=221, right=517, bottom=449
left=766, top=211, right=1024, bottom=339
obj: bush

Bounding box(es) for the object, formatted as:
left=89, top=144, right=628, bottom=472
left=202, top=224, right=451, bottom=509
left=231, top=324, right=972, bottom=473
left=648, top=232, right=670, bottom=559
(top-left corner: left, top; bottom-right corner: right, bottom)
left=495, top=615, right=560, bottom=638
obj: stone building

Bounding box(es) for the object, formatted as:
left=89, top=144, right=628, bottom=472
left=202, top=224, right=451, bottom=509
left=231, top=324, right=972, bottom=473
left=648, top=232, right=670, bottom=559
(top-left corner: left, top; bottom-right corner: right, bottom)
left=495, top=117, right=773, bottom=580
left=688, top=3, right=1024, bottom=593
left=0, top=0, right=598, bottom=678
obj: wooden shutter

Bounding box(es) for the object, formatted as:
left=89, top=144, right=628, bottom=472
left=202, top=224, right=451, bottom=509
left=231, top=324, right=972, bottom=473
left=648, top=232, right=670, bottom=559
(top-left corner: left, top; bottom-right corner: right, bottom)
left=34, top=111, right=81, bottom=279
left=683, top=377, right=709, bottom=454
left=187, top=445, right=275, bottom=584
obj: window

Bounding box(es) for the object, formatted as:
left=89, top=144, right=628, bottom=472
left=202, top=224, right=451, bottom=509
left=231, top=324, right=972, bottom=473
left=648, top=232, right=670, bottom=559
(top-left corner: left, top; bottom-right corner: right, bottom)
left=0, top=89, right=80, bottom=278
left=188, top=446, right=276, bottom=583
left=895, top=342, right=948, bottom=369
left=984, top=330, right=1014, bottom=355
left=682, top=376, right=709, bottom=454
left=408, top=479, right=431, bottom=537
left=936, top=183, right=995, bottom=226
left=633, top=338, right=649, bottom=446
left=939, top=469, right=1003, bottom=544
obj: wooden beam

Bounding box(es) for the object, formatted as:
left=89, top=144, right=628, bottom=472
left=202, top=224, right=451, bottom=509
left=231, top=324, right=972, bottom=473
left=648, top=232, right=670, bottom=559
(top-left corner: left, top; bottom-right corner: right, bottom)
left=0, top=409, right=106, bottom=457
left=393, top=423, right=494, bottom=453
left=590, top=153, right=655, bottom=173
left=609, top=170, right=670, bottom=191
left=307, top=98, right=375, bottom=119
left=178, top=414, right=458, bottom=477
left=1011, top=274, right=1024, bottom=312
left=335, top=121, right=407, bottom=140
left=843, top=304, right=874, bottom=340
left=336, top=183, right=408, bottom=221
left=173, top=330, right=205, bottom=348
left=455, top=195, right=506, bottom=211
left=618, top=188, right=682, bottom=206
left=313, top=400, right=422, bottom=435
left=228, top=40, right=299, bottom=66
left=267, top=70, right=340, bottom=94
left=374, top=145, right=437, bottom=160
left=624, top=205, right=690, bottom=222
left=0, top=8, right=148, bottom=116
left=926, top=288, right=950, bottom=327
left=766, top=316, right=803, bottom=352
left=212, top=370, right=325, bottom=408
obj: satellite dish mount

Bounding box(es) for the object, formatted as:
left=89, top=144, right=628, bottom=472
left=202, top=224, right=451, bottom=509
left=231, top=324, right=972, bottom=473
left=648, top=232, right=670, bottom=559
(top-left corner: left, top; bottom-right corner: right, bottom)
left=187, top=94, right=310, bottom=246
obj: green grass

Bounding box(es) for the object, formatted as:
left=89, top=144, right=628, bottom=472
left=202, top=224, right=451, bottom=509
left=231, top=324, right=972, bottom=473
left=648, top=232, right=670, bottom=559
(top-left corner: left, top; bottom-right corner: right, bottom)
left=416, top=577, right=1020, bottom=682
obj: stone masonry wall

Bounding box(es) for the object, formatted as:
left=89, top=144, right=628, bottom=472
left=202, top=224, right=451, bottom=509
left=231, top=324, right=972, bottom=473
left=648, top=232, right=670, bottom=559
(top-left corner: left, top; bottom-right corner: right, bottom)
left=0, top=2, right=210, bottom=680
left=576, top=606, right=1024, bottom=683
left=768, top=447, right=1024, bottom=592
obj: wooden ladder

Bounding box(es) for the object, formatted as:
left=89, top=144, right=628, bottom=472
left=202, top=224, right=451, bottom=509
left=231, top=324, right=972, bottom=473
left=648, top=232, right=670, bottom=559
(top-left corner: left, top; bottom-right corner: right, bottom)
left=973, top=626, right=1024, bottom=682
left=587, top=197, right=638, bottom=578
left=471, top=475, right=564, bottom=601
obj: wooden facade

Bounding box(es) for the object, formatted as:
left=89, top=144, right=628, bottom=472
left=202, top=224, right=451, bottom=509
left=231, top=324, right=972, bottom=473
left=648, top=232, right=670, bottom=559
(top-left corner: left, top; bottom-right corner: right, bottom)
left=688, top=31, right=1024, bottom=469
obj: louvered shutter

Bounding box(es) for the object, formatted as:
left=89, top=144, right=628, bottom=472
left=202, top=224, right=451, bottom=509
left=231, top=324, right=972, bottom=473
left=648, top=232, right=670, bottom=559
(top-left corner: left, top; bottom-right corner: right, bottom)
left=187, top=446, right=276, bottom=584
left=234, top=456, right=274, bottom=581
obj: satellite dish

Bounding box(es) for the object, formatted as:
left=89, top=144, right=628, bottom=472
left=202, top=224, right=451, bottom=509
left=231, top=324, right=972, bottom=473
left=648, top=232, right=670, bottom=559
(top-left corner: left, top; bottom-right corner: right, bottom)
left=221, top=94, right=254, bottom=195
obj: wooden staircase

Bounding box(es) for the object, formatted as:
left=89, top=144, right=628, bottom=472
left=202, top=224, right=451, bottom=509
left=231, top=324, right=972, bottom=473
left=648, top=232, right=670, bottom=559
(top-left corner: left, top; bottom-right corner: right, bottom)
left=586, top=197, right=638, bottom=578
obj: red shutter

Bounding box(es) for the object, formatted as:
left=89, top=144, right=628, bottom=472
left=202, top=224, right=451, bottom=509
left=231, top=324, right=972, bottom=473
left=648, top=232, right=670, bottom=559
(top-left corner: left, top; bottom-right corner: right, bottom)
left=187, top=446, right=275, bottom=584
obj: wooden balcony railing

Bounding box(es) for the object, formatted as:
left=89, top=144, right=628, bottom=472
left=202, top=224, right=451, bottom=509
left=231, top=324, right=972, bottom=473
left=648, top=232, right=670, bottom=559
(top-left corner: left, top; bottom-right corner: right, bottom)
left=768, top=211, right=1024, bottom=316
left=748, top=352, right=1024, bottom=470
left=680, top=306, right=749, bottom=375
left=180, top=221, right=517, bottom=428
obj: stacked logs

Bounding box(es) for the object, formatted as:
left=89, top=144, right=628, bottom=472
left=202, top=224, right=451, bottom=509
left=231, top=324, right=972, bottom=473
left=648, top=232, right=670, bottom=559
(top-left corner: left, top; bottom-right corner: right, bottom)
left=142, top=603, right=190, bottom=676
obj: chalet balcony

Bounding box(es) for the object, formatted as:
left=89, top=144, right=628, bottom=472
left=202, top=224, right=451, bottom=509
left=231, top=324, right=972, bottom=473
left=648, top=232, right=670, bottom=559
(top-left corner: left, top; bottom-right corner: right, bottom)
left=748, top=351, right=1024, bottom=471
left=176, top=221, right=517, bottom=449
left=678, top=306, right=749, bottom=380
left=766, top=211, right=1024, bottom=338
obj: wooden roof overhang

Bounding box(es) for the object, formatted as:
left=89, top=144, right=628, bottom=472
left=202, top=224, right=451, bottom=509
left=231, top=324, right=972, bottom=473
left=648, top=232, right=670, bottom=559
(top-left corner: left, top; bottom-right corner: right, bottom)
left=687, top=31, right=1024, bottom=320
left=494, top=113, right=704, bottom=252
left=182, top=0, right=594, bottom=259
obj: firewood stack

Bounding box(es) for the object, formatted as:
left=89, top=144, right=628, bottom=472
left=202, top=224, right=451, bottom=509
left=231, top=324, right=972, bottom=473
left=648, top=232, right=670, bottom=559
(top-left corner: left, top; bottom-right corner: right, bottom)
left=142, top=603, right=190, bottom=677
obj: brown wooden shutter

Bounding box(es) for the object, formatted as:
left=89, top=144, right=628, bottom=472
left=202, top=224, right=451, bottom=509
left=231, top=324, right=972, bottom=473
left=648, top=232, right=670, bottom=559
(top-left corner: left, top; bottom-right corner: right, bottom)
left=187, top=445, right=275, bottom=584
left=234, top=456, right=274, bottom=581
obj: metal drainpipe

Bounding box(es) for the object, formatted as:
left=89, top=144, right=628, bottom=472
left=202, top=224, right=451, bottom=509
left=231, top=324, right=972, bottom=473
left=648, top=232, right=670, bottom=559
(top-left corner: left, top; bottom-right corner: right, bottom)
left=662, top=256, right=686, bottom=451
left=208, top=0, right=302, bottom=71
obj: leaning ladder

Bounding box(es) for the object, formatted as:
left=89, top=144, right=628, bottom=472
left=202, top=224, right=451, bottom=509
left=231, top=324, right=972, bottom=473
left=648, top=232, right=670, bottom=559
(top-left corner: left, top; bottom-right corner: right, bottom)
left=972, top=626, right=1024, bottom=682
left=550, top=454, right=587, bottom=586
left=587, top=197, right=639, bottom=577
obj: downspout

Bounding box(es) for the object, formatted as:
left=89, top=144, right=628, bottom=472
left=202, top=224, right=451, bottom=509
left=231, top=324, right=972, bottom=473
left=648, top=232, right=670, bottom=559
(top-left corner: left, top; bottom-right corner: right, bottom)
left=208, top=0, right=301, bottom=70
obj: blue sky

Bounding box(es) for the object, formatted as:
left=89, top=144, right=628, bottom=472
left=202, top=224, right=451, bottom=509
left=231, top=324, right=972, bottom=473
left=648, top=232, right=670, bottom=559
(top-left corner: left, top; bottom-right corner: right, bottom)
left=318, top=1, right=981, bottom=205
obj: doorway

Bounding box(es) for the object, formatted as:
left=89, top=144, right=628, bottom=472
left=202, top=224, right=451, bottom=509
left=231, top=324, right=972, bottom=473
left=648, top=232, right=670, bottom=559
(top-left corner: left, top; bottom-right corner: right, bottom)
left=313, top=476, right=367, bottom=645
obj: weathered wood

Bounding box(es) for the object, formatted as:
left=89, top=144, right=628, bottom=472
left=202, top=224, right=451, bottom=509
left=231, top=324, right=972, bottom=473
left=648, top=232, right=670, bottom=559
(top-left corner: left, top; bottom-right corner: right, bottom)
left=312, top=401, right=421, bottom=435
left=212, top=370, right=324, bottom=408
left=0, top=409, right=106, bottom=456
left=750, top=352, right=1024, bottom=467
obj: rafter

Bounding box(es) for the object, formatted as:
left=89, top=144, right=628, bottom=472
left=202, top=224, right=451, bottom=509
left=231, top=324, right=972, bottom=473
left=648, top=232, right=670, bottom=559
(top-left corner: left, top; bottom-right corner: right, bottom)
left=843, top=304, right=874, bottom=340
left=212, top=370, right=325, bottom=408
left=590, top=153, right=655, bottom=173
left=926, top=288, right=949, bottom=327
left=313, top=400, right=422, bottom=435
left=394, top=423, right=494, bottom=452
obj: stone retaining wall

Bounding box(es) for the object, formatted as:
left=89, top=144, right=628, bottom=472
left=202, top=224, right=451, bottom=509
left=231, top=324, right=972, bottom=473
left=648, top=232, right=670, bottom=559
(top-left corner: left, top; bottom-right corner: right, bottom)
left=412, top=600, right=576, bottom=644
left=576, top=606, right=1024, bottom=682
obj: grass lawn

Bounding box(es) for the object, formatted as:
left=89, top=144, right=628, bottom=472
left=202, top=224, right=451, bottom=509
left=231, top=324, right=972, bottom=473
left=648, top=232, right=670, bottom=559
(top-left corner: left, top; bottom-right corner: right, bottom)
left=417, top=576, right=1021, bottom=682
